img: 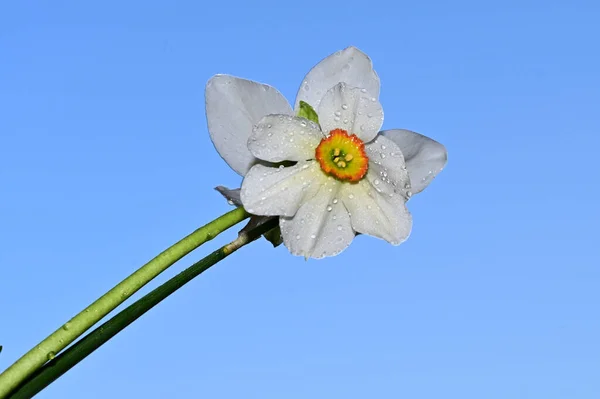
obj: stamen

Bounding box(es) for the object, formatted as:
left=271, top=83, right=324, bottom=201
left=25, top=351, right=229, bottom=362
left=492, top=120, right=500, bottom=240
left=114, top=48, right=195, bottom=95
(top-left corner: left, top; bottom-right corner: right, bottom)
left=345, top=154, right=353, bottom=161
left=333, top=148, right=340, bottom=156
left=333, top=157, right=340, bottom=163
left=337, top=161, right=346, bottom=168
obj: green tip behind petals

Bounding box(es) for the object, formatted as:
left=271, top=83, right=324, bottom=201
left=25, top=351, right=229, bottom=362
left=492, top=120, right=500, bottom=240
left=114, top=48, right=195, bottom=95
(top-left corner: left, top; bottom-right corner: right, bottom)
left=297, top=100, right=320, bottom=124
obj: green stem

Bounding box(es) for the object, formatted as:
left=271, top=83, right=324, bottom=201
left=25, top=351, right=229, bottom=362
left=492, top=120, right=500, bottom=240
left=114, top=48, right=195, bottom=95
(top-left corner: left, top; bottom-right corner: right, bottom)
left=0, top=207, right=250, bottom=398
left=7, top=218, right=278, bottom=399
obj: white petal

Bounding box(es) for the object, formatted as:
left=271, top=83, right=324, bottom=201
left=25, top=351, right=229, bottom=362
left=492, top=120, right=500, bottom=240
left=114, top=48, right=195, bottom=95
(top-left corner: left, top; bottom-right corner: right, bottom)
left=280, top=180, right=355, bottom=259
left=294, top=46, right=380, bottom=111
left=248, top=115, right=323, bottom=163
left=240, top=161, right=324, bottom=217
left=380, top=129, right=447, bottom=194
left=365, top=135, right=412, bottom=199
left=341, top=180, right=412, bottom=245
left=205, top=75, right=292, bottom=176
left=318, top=83, right=383, bottom=142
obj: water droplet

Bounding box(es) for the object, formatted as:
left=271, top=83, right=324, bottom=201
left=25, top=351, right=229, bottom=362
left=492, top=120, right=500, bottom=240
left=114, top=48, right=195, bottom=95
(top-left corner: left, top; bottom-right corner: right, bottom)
left=360, top=124, right=366, bottom=131
left=371, top=97, right=376, bottom=102
left=62, top=322, right=71, bottom=331
left=300, top=120, right=307, bottom=127
left=334, top=111, right=341, bottom=116
left=360, top=88, right=367, bottom=93
left=296, top=234, right=301, bottom=240
left=343, top=119, right=348, bottom=124
left=47, top=352, right=56, bottom=361
left=326, top=205, right=333, bottom=212
left=404, top=183, right=410, bottom=189
left=332, top=198, right=338, bottom=204
left=367, top=113, right=373, bottom=118
left=407, top=191, right=412, bottom=198
left=333, top=215, right=337, bottom=220
left=334, top=116, right=340, bottom=121
left=337, top=225, right=343, bottom=231
left=310, top=234, right=316, bottom=239
left=380, top=153, right=386, bottom=159
left=381, top=144, right=386, bottom=150
left=267, top=124, right=272, bottom=128
left=341, top=104, right=348, bottom=110
left=348, top=193, right=354, bottom=199
left=302, top=163, right=309, bottom=169
left=374, top=179, right=380, bottom=185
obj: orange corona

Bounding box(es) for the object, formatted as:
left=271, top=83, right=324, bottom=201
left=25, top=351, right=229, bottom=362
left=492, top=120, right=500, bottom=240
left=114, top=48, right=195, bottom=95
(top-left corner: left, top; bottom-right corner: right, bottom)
left=315, top=129, right=369, bottom=182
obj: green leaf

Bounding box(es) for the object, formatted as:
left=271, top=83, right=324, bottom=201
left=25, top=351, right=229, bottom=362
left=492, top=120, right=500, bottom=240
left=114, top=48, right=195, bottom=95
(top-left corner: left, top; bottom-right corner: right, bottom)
left=297, top=101, right=319, bottom=124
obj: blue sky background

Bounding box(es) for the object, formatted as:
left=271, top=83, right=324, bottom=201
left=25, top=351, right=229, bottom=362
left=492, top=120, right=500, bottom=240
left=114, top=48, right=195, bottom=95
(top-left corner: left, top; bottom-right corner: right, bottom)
left=1, top=1, right=599, bottom=398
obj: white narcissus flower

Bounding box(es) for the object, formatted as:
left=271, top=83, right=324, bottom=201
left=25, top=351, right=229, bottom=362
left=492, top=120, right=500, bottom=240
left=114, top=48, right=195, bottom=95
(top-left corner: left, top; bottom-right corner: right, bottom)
left=206, top=46, right=447, bottom=259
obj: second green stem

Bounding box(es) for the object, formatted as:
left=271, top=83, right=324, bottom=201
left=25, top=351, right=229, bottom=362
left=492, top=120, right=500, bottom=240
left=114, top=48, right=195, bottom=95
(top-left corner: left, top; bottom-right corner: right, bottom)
left=0, top=207, right=249, bottom=398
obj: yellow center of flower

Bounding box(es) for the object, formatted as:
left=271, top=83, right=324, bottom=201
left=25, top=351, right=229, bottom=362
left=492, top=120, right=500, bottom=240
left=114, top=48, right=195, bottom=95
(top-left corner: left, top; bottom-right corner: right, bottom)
left=315, top=129, right=369, bottom=182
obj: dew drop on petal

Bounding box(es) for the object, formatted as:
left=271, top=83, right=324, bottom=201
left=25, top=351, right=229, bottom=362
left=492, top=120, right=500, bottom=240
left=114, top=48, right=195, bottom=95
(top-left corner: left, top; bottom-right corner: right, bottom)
left=348, top=193, right=354, bottom=199
left=310, top=234, right=316, bottom=239
left=296, top=234, right=300, bottom=240
left=341, top=104, right=348, bottom=110
left=374, top=179, right=380, bottom=185
left=380, top=153, right=386, bottom=159
left=337, top=225, right=343, bottom=231
left=332, top=198, right=338, bottom=204
left=326, top=205, right=333, bottom=212
left=360, top=88, right=367, bottom=93
left=334, top=111, right=341, bottom=117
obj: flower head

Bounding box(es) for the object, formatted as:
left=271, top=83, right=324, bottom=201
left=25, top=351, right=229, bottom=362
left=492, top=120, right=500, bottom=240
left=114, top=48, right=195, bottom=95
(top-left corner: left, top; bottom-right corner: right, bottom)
left=205, top=47, right=447, bottom=259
